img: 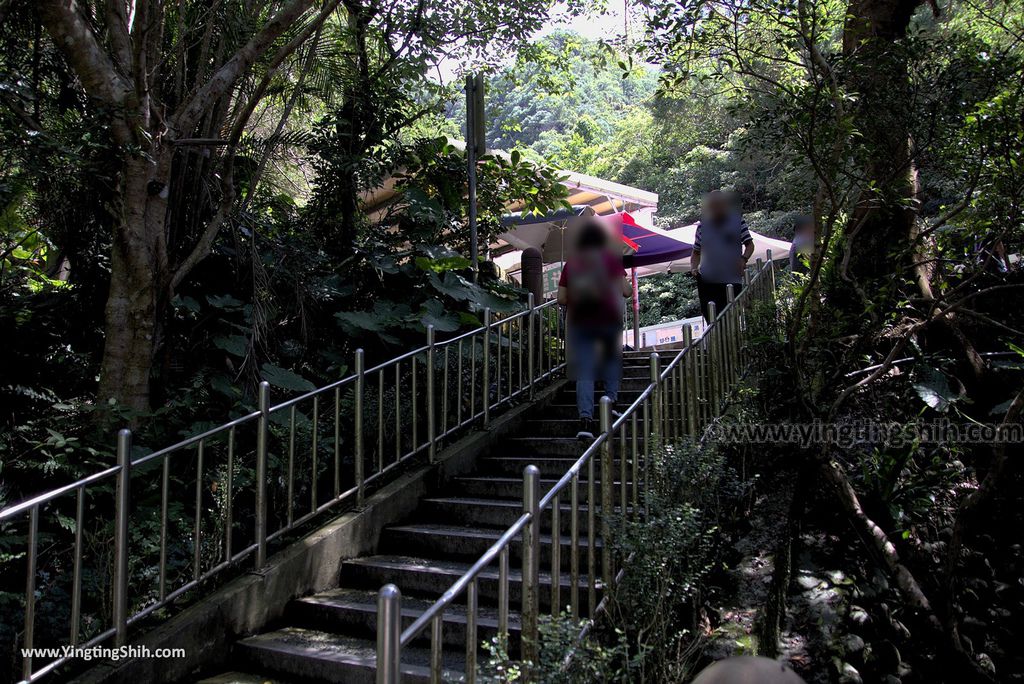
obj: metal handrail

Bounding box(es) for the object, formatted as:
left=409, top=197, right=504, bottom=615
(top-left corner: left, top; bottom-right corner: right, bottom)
left=1, top=295, right=567, bottom=684
left=375, top=253, right=779, bottom=683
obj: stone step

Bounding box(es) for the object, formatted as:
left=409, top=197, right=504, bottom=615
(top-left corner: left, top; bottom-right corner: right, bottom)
left=196, top=673, right=278, bottom=684
left=491, top=437, right=589, bottom=457
left=235, top=627, right=464, bottom=684
left=492, top=436, right=643, bottom=458
left=447, top=475, right=631, bottom=500
left=216, top=367, right=634, bottom=684
left=418, top=496, right=625, bottom=532
left=477, top=455, right=630, bottom=478
left=521, top=418, right=601, bottom=437
left=288, top=587, right=522, bottom=650
left=521, top=416, right=652, bottom=437
left=530, top=404, right=600, bottom=419
left=379, top=522, right=602, bottom=568
left=555, top=382, right=648, bottom=396
left=542, top=402, right=657, bottom=420
left=340, top=555, right=598, bottom=613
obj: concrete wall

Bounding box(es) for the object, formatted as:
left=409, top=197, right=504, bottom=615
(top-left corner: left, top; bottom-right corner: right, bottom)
left=74, top=381, right=564, bottom=684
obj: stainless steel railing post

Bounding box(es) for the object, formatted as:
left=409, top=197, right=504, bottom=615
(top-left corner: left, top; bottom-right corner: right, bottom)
left=23, top=505, right=38, bottom=679
left=707, top=302, right=719, bottom=415
left=683, top=326, right=696, bottom=436
left=521, top=464, right=541, bottom=665
left=599, top=396, right=614, bottom=588
left=527, top=293, right=536, bottom=399
left=726, top=285, right=736, bottom=386
left=255, top=381, right=270, bottom=568
left=650, top=353, right=661, bottom=438
left=426, top=326, right=436, bottom=462
left=355, top=349, right=365, bottom=504
left=570, top=471, right=580, bottom=620
left=376, top=584, right=401, bottom=684
left=114, top=428, right=131, bottom=646
left=466, top=578, right=478, bottom=683
left=483, top=308, right=491, bottom=427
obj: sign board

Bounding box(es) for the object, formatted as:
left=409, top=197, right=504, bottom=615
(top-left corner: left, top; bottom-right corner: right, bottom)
left=623, top=315, right=706, bottom=348
left=542, top=262, right=562, bottom=299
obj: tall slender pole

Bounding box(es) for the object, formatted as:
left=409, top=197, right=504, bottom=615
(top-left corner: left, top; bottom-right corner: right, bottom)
left=466, top=74, right=479, bottom=282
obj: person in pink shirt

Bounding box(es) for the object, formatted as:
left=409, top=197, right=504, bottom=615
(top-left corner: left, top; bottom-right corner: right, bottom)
left=557, top=221, right=631, bottom=439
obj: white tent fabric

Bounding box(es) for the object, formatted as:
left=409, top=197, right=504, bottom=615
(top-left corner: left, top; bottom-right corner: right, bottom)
left=631, top=223, right=791, bottom=278
left=495, top=222, right=792, bottom=280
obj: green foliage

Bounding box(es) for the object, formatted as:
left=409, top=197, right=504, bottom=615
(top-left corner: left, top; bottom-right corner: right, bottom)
left=481, top=615, right=632, bottom=683
left=601, top=440, right=735, bottom=681
left=468, top=32, right=812, bottom=231
left=635, top=273, right=700, bottom=327
left=477, top=441, right=739, bottom=682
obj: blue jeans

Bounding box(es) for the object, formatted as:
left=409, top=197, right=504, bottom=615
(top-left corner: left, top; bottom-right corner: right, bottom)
left=570, top=325, right=622, bottom=419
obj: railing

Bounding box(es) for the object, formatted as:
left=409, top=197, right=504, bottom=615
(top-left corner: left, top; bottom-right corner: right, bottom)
left=374, top=254, right=778, bottom=683
left=0, top=296, right=566, bottom=683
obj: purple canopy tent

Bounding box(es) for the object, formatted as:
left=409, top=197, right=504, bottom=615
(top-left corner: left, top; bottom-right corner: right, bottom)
left=605, top=212, right=693, bottom=347
left=617, top=213, right=693, bottom=268
left=497, top=208, right=693, bottom=347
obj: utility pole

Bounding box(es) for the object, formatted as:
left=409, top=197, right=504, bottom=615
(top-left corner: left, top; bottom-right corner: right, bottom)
left=466, top=73, right=485, bottom=281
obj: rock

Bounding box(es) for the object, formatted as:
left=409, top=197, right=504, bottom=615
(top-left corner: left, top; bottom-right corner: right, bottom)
left=883, top=676, right=901, bottom=684
left=849, top=606, right=870, bottom=627
left=977, top=653, right=996, bottom=675
left=838, top=661, right=863, bottom=684
left=842, top=634, right=866, bottom=657
left=890, top=619, right=911, bottom=641
left=797, top=574, right=824, bottom=590
left=871, top=640, right=901, bottom=672
left=829, top=570, right=850, bottom=585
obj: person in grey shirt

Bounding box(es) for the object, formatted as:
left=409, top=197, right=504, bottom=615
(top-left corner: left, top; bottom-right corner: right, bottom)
left=690, top=191, right=755, bottom=322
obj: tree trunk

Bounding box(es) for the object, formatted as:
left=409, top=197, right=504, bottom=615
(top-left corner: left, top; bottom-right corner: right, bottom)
left=97, top=152, right=171, bottom=414
left=836, top=0, right=926, bottom=314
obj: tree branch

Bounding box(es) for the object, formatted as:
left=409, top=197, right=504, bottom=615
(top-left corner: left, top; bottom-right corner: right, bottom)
left=37, top=0, right=132, bottom=109
left=173, top=0, right=320, bottom=136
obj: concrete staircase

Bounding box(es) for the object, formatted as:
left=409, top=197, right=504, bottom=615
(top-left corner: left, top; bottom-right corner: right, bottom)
left=198, top=354, right=653, bottom=683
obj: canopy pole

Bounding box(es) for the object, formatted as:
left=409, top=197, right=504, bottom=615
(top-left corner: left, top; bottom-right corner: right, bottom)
left=631, top=267, right=640, bottom=348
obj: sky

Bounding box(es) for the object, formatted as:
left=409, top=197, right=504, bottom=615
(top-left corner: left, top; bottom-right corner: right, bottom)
left=543, top=0, right=631, bottom=41
left=434, top=0, right=632, bottom=85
